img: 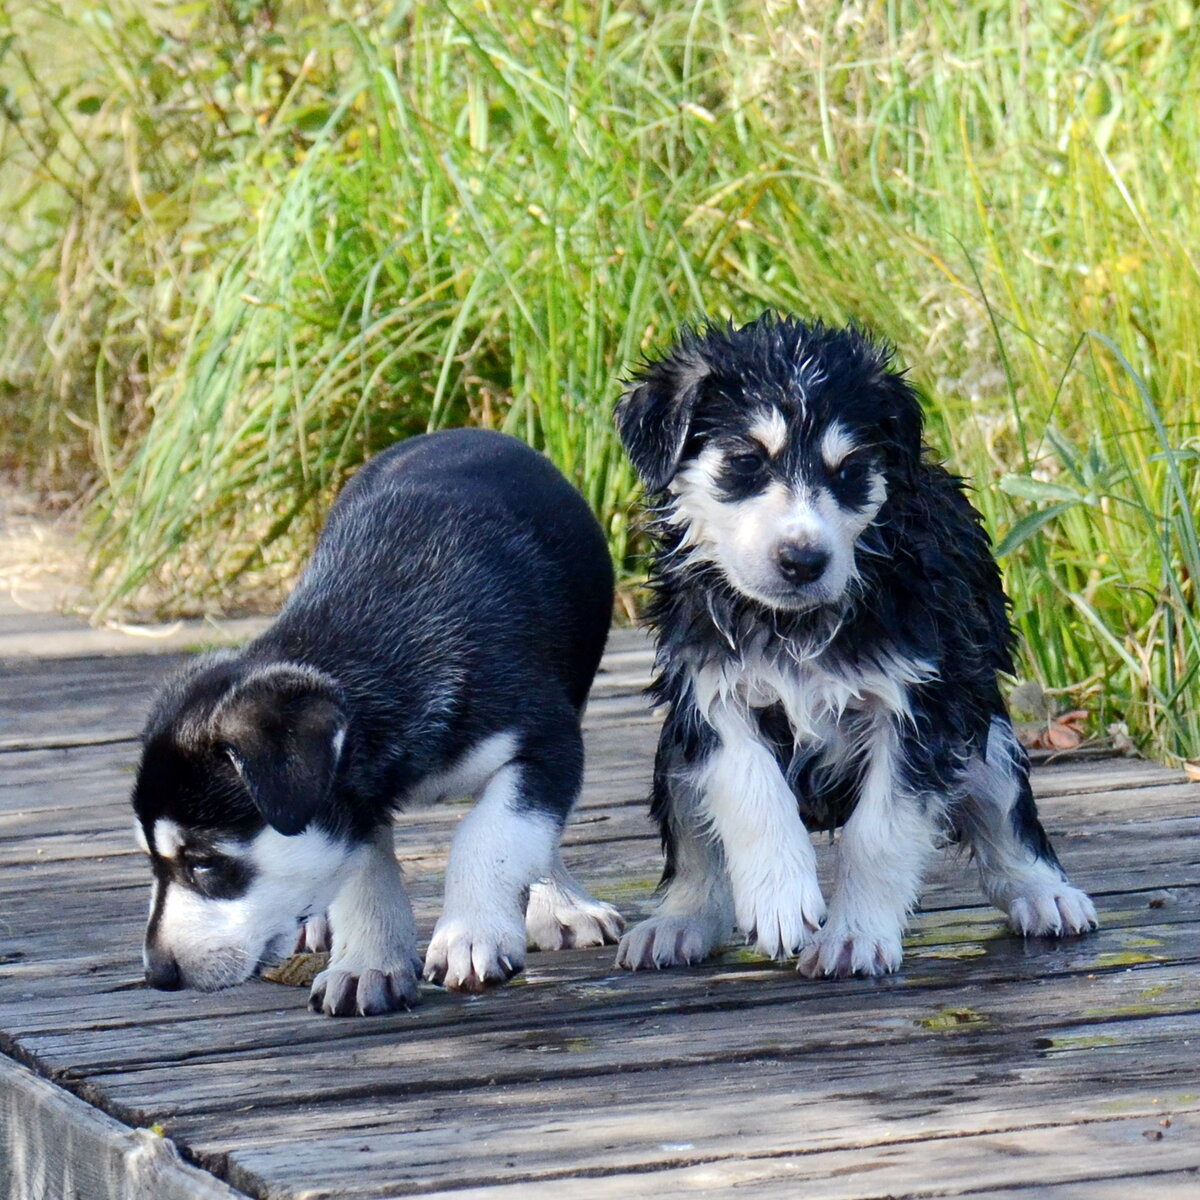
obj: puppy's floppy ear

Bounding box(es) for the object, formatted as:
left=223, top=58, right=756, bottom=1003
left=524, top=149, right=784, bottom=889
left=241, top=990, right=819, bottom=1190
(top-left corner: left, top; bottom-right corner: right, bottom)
left=213, top=665, right=347, bottom=836
left=616, top=338, right=712, bottom=492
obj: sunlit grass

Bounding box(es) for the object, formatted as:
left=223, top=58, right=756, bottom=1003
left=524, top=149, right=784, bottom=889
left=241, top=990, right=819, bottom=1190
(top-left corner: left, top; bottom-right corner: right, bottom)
left=2, top=0, right=1198, bottom=760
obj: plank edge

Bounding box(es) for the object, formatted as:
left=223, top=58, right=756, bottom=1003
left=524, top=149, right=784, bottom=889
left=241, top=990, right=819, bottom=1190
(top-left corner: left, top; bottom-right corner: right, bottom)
left=0, top=1052, right=250, bottom=1200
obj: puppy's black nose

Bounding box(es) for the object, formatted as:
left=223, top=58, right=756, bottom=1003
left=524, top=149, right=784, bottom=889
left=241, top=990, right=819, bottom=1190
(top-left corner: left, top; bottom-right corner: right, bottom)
left=145, top=949, right=183, bottom=991
left=776, top=542, right=829, bottom=585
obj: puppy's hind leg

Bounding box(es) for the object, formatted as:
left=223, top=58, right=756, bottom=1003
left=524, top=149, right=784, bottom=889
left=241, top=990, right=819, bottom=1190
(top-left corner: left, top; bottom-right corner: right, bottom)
left=526, top=848, right=624, bottom=951
left=296, top=912, right=331, bottom=953
left=309, top=825, right=423, bottom=1016
left=425, top=722, right=578, bottom=992
left=960, top=716, right=1097, bottom=937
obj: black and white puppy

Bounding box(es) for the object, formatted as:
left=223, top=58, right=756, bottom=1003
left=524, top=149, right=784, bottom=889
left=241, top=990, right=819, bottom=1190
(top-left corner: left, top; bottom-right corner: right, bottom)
left=613, top=315, right=1097, bottom=978
left=132, top=428, right=621, bottom=1015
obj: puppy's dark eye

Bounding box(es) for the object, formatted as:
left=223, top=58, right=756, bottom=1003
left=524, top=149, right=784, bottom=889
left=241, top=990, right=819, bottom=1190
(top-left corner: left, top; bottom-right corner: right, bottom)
left=178, top=850, right=254, bottom=899
left=183, top=855, right=225, bottom=885
left=831, top=456, right=869, bottom=484
left=727, top=452, right=765, bottom=476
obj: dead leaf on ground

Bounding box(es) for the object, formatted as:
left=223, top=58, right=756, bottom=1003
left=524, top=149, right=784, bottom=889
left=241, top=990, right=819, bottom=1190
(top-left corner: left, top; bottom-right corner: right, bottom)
left=261, top=951, right=329, bottom=987
left=1016, top=710, right=1089, bottom=752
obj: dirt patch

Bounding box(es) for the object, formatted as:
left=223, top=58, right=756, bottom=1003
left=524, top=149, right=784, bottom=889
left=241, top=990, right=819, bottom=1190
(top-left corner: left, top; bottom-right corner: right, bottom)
left=0, top=481, right=91, bottom=616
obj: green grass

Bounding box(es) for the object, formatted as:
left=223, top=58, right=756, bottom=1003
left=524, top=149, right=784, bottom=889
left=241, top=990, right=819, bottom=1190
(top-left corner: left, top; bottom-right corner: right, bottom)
left=3, top=0, right=1199, bottom=762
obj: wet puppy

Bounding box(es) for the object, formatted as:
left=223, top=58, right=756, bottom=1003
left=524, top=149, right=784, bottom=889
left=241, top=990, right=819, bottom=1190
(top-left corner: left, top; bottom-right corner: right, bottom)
left=614, top=314, right=1096, bottom=977
left=132, top=428, right=621, bottom=1015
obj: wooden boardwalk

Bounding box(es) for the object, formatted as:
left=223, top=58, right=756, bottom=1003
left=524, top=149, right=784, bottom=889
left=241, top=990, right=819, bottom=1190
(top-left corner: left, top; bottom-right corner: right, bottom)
left=2, top=620, right=1199, bottom=1198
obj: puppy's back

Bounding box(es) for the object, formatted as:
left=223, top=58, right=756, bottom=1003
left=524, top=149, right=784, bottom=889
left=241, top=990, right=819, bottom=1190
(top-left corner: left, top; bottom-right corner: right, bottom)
left=273, top=429, right=613, bottom=712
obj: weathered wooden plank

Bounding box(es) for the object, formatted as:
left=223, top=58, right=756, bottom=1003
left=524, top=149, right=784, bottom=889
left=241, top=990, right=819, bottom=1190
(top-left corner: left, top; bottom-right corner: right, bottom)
left=0, top=1052, right=247, bottom=1200
left=0, top=655, right=186, bottom=751
left=963, top=1176, right=1199, bottom=1200
left=2, top=637, right=1186, bottom=792
left=2, top=630, right=1198, bottom=1200
left=0, top=746, right=139, bottom=820
left=19, top=954, right=1199, bottom=1107
left=175, top=1052, right=1194, bottom=1187
left=6, top=885, right=1194, bottom=1051
left=1, top=805, right=1195, bottom=1010
left=2, top=823, right=1194, bottom=1014
left=156, top=1025, right=1200, bottom=1197
left=56, top=943, right=1199, bottom=1123
left=357, top=1109, right=1195, bottom=1200
left=0, top=893, right=1189, bottom=1034
left=3, top=757, right=1197, bottom=871
left=2, top=759, right=1187, bottom=852
left=0, top=614, right=271, bottom=663
left=11, top=940, right=1189, bottom=1075
left=209, top=1094, right=1200, bottom=1200
left=171, top=1024, right=1195, bottom=1139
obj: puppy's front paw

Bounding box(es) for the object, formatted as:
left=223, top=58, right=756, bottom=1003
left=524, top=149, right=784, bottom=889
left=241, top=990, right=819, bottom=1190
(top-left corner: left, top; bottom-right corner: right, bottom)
left=615, top=913, right=723, bottom=970
left=735, top=874, right=826, bottom=960
left=526, top=880, right=624, bottom=951
left=309, top=954, right=422, bottom=1016
left=797, top=921, right=903, bottom=978
left=1007, top=885, right=1098, bottom=937
left=424, top=917, right=526, bottom=993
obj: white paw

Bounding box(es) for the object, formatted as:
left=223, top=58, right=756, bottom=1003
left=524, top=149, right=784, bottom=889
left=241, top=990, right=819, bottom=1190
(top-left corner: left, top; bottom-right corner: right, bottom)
left=309, top=953, right=422, bottom=1016
left=797, top=920, right=903, bottom=978
left=615, top=913, right=725, bottom=970
left=424, top=915, right=526, bottom=993
left=1007, top=885, right=1098, bottom=936
left=295, top=913, right=332, bottom=953
left=526, top=880, right=624, bottom=951
left=733, top=872, right=826, bottom=960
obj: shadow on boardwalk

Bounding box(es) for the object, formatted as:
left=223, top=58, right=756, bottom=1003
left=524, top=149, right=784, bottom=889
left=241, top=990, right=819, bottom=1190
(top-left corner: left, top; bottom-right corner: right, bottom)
left=1, top=615, right=1198, bottom=1198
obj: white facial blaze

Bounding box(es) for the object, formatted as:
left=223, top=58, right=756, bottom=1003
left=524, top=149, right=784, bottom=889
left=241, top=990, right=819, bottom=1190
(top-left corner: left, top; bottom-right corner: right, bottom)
left=147, top=826, right=361, bottom=991
left=143, top=728, right=535, bottom=994
left=668, top=421, right=888, bottom=612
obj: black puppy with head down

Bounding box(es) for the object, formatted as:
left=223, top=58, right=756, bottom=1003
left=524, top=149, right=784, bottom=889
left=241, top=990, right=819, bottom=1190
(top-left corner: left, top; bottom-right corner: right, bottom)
left=614, top=314, right=1096, bottom=977
left=132, top=428, right=621, bottom=1015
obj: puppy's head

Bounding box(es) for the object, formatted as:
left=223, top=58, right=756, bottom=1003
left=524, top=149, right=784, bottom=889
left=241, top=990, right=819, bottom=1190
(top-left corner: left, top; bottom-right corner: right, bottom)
left=617, top=314, right=923, bottom=612
left=131, top=654, right=354, bottom=992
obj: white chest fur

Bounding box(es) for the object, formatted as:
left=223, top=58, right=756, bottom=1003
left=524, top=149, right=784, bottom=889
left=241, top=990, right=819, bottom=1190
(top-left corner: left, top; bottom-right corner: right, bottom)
left=689, top=649, right=936, bottom=748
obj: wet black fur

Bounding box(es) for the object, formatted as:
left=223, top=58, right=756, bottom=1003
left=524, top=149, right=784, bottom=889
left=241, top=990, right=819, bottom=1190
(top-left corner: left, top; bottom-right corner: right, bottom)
left=616, top=314, right=1059, bottom=886
left=133, top=428, right=614, bottom=868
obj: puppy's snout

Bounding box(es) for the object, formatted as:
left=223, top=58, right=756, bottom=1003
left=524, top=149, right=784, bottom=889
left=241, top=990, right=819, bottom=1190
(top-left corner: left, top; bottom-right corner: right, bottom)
left=776, top=542, right=830, bottom=585
left=145, top=947, right=184, bottom=991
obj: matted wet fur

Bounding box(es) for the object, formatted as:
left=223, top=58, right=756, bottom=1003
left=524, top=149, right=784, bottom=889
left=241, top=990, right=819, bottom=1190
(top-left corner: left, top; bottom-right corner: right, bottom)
left=132, top=428, right=621, bottom=1015
left=613, top=314, right=1096, bottom=977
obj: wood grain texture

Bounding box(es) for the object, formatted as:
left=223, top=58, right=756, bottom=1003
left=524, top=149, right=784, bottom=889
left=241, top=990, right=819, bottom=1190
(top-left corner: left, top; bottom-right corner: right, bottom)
left=1, top=621, right=1198, bottom=1198
left=0, top=1054, right=248, bottom=1200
